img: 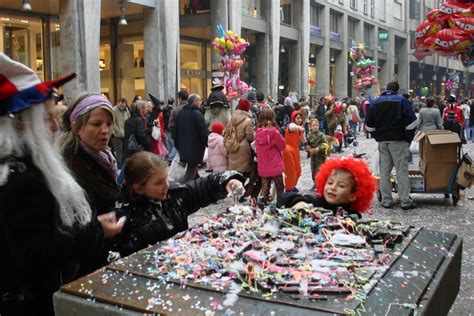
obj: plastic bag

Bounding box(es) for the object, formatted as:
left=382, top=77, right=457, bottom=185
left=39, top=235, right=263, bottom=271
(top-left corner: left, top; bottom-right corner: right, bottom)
left=409, top=141, right=419, bottom=154
left=152, top=125, right=161, bottom=140
left=169, top=152, right=186, bottom=183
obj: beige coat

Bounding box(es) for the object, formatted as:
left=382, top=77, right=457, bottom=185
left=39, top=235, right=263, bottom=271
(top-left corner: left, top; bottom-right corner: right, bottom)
left=227, top=110, right=254, bottom=173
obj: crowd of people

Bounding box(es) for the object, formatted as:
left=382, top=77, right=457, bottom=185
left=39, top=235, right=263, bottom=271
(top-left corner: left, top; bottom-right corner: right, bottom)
left=1, top=50, right=472, bottom=314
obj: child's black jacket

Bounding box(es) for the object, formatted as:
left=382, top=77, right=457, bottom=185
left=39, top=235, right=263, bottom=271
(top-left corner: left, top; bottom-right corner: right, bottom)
left=111, top=171, right=243, bottom=257
left=276, top=192, right=361, bottom=218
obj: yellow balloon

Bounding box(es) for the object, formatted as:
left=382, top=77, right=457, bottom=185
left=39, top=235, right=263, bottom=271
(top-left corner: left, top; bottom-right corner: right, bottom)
left=239, top=38, right=246, bottom=44
left=213, top=37, right=220, bottom=43
left=226, top=30, right=234, bottom=36
left=219, top=38, right=226, bottom=48
left=226, top=40, right=235, bottom=51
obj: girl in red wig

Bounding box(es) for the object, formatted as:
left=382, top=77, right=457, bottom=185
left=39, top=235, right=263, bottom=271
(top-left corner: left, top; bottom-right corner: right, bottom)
left=277, top=156, right=377, bottom=217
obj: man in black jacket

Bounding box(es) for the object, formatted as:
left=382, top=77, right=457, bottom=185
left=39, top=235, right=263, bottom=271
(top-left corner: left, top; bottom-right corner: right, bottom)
left=175, top=94, right=209, bottom=181
left=365, top=82, right=417, bottom=210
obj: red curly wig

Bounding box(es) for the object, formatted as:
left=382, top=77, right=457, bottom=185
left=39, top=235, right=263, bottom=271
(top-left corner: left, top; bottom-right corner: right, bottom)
left=315, top=156, right=377, bottom=213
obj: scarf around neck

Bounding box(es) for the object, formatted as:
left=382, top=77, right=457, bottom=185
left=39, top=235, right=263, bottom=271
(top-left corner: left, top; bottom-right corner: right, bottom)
left=79, top=140, right=118, bottom=182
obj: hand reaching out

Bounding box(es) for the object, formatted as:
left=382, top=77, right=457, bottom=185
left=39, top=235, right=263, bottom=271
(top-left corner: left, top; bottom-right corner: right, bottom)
left=97, top=211, right=126, bottom=238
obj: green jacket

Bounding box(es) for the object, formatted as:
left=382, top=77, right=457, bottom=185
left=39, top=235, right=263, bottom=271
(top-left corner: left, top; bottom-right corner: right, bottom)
left=112, top=106, right=130, bottom=138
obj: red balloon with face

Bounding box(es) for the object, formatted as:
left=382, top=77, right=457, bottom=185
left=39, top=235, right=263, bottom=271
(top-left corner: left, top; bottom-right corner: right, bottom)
left=449, top=15, right=474, bottom=35
left=433, top=29, right=472, bottom=53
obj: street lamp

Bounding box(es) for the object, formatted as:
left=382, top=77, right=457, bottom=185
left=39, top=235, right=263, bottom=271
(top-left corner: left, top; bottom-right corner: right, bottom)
left=22, top=0, right=32, bottom=11
left=118, top=1, right=127, bottom=26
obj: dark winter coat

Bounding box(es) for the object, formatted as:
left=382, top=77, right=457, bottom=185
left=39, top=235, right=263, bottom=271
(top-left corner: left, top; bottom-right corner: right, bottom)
left=112, top=171, right=244, bottom=257
left=65, top=146, right=121, bottom=216
left=64, top=146, right=121, bottom=275
left=276, top=191, right=361, bottom=218
left=175, top=103, right=209, bottom=165
left=124, top=112, right=151, bottom=162
left=0, top=157, right=103, bottom=315
left=365, top=90, right=417, bottom=142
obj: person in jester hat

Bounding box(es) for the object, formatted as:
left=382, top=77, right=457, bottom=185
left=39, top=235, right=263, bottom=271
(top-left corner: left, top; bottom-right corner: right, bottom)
left=282, top=110, right=307, bottom=192
left=0, top=53, right=124, bottom=315
left=277, top=156, right=377, bottom=218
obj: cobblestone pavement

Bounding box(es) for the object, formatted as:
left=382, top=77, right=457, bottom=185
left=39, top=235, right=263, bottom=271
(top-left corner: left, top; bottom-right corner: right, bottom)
left=189, top=135, right=474, bottom=315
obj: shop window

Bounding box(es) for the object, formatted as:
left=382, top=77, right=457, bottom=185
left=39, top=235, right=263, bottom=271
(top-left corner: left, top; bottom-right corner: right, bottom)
left=118, top=37, right=145, bottom=103
left=1, top=15, right=43, bottom=80
left=308, top=65, right=317, bottom=96
left=100, top=43, right=114, bottom=101
left=242, top=0, right=262, bottom=18
left=179, top=0, right=211, bottom=16
left=50, top=21, right=62, bottom=80
left=180, top=42, right=203, bottom=70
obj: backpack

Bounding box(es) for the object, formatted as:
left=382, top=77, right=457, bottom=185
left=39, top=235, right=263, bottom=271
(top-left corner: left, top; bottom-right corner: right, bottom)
left=224, top=119, right=246, bottom=153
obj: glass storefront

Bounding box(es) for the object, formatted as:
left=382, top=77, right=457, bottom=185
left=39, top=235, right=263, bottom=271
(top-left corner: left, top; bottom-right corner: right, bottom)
left=180, top=41, right=212, bottom=99
left=1, top=14, right=44, bottom=80
left=179, top=0, right=210, bottom=16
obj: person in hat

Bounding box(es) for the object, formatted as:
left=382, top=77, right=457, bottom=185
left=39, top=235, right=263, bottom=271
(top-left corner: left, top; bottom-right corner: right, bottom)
left=207, top=122, right=228, bottom=172
left=227, top=99, right=255, bottom=177
left=162, top=96, right=176, bottom=164
left=61, top=92, right=128, bottom=275
left=205, top=78, right=231, bottom=132
left=0, top=53, right=125, bottom=314
left=443, top=94, right=464, bottom=141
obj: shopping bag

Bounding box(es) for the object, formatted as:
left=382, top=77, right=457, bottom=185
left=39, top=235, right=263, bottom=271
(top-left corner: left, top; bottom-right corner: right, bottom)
left=151, top=125, right=161, bottom=140
left=169, top=152, right=186, bottom=183
left=409, top=141, right=419, bottom=154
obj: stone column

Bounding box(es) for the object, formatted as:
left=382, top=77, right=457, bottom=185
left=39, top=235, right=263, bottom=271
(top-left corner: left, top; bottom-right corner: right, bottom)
left=228, top=0, right=242, bottom=34
left=386, top=30, right=396, bottom=91
left=256, top=0, right=280, bottom=98
left=397, top=36, right=409, bottom=93
left=144, top=0, right=179, bottom=100
left=287, top=0, right=309, bottom=98
left=335, top=13, right=348, bottom=97
left=59, top=0, right=101, bottom=96
left=210, top=0, right=228, bottom=76
left=316, top=5, right=330, bottom=98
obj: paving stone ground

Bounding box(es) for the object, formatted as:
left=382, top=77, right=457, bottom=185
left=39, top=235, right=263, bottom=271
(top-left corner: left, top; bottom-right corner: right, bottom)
left=189, top=135, right=474, bottom=315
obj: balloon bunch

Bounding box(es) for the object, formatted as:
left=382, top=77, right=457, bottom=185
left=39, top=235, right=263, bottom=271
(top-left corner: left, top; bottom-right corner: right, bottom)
left=349, top=43, right=377, bottom=91
left=415, top=0, right=473, bottom=66
left=445, top=70, right=460, bottom=93
left=211, top=24, right=250, bottom=100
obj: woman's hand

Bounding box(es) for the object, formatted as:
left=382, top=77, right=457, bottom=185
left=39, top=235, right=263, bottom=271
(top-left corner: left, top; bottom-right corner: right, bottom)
left=97, top=211, right=126, bottom=238
left=226, top=179, right=245, bottom=199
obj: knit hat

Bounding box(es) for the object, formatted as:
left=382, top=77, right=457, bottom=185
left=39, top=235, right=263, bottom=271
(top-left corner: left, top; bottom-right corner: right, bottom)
left=0, top=52, right=76, bottom=116
left=211, top=122, right=225, bottom=134
left=237, top=98, right=251, bottom=112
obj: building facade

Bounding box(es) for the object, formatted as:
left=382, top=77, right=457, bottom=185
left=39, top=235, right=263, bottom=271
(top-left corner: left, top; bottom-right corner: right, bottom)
left=2, top=0, right=468, bottom=104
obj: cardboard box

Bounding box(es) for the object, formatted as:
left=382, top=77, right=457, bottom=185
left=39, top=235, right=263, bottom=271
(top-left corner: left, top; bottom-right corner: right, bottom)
left=413, top=131, right=460, bottom=163
left=420, top=161, right=457, bottom=192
